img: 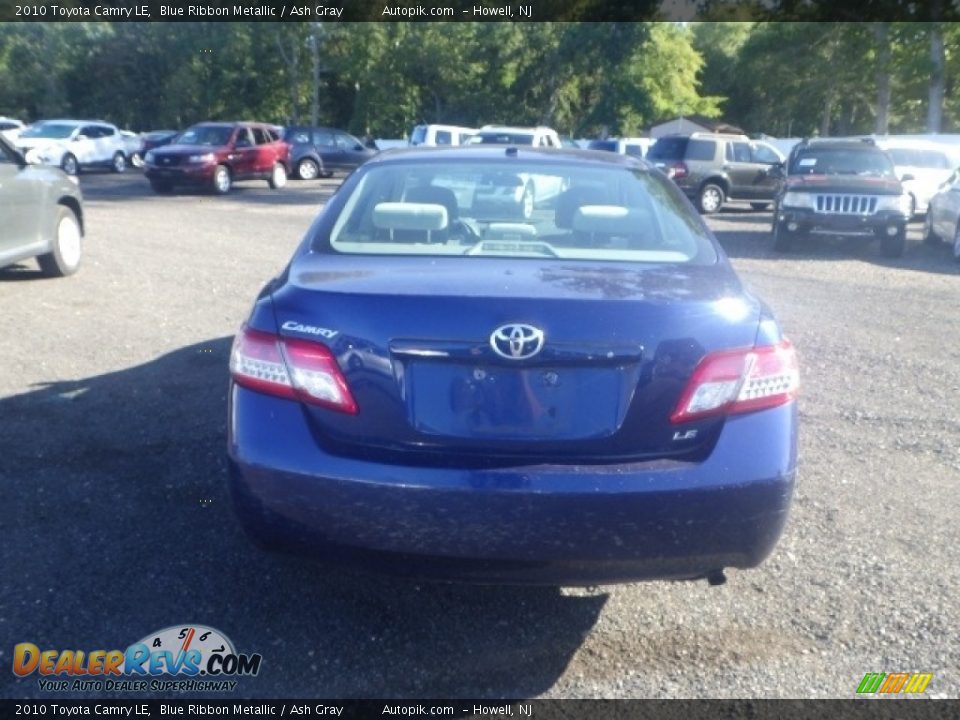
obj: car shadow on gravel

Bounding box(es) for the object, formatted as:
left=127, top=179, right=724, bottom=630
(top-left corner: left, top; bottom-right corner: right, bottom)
left=0, top=337, right=607, bottom=700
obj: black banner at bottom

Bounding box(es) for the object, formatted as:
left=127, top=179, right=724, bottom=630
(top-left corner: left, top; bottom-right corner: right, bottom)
left=0, top=699, right=955, bottom=719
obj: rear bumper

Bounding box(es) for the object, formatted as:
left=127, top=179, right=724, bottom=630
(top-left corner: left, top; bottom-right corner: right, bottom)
left=227, top=386, right=797, bottom=585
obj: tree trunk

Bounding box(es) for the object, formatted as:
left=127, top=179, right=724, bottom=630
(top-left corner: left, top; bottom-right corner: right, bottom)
left=928, top=20, right=945, bottom=133
left=310, top=24, right=321, bottom=127
left=820, top=93, right=834, bottom=137
left=873, top=23, right=891, bottom=135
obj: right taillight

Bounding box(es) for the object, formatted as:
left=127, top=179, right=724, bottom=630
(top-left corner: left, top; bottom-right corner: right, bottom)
left=230, top=325, right=358, bottom=415
left=670, top=340, right=798, bottom=424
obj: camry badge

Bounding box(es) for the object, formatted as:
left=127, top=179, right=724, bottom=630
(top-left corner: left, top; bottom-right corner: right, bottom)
left=490, top=323, right=545, bottom=360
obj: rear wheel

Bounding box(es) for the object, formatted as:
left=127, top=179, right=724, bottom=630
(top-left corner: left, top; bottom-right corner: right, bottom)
left=698, top=183, right=725, bottom=214
left=880, top=226, right=906, bottom=258
left=61, top=153, right=79, bottom=176
left=212, top=164, right=232, bottom=195
left=922, top=213, right=941, bottom=245
left=750, top=202, right=770, bottom=211
left=111, top=152, right=126, bottom=173
left=296, top=158, right=320, bottom=180
left=37, top=207, right=82, bottom=277
left=268, top=162, right=287, bottom=189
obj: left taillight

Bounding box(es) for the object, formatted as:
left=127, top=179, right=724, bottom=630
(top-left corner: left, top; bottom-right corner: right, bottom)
left=230, top=325, right=358, bottom=415
left=670, top=340, right=798, bottom=424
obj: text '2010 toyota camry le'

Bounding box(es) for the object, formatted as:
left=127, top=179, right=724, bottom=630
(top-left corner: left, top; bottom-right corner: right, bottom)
left=227, top=146, right=799, bottom=586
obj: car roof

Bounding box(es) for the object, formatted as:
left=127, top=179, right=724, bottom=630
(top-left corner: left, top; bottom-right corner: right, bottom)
left=478, top=125, right=557, bottom=133
left=798, top=140, right=887, bottom=152
left=366, top=145, right=651, bottom=169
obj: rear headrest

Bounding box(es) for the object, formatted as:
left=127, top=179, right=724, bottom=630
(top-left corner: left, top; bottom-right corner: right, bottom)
left=373, top=202, right=449, bottom=231
left=571, top=205, right=643, bottom=235
left=405, top=185, right=459, bottom=221
left=555, top=186, right=610, bottom=229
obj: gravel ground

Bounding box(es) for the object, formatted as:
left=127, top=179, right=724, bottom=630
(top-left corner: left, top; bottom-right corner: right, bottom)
left=1, top=174, right=957, bottom=700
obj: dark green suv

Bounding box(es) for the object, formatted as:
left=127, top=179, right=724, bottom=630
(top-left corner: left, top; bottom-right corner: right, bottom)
left=647, top=132, right=785, bottom=214
left=772, top=139, right=912, bottom=257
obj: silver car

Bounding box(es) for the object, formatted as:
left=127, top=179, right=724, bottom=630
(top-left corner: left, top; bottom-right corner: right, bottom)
left=923, top=166, right=960, bottom=262
left=0, top=134, right=84, bottom=277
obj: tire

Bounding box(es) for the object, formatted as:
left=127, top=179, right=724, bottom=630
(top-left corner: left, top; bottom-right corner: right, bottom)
left=922, top=213, right=941, bottom=245
left=772, top=222, right=795, bottom=252
left=750, top=202, right=771, bottom=211
left=880, top=227, right=906, bottom=258
left=212, top=165, right=232, bottom=195
left=908, top=194, right=917, bottom=220
left=149, top=179, right=173, bottom=194
left=296, top=158, right=320, bottom=181
left=37, top=206, right=82, bottom=278
left=268, top=162, right=287, bottom=189
left=698, top=183, right=725, bottom=214
left=61, top=153, right=79, bottom=176
left=111, top=152, right=126, bottom=173
left=520, top=182, right=535, bottom=219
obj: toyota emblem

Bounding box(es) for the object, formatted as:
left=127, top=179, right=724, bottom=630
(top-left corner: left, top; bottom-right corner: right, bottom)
left=490, top=323, right=545, bottom=360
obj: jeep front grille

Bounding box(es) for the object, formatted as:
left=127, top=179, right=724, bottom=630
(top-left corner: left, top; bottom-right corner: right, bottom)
left=814, top=195, right=878, bottom=215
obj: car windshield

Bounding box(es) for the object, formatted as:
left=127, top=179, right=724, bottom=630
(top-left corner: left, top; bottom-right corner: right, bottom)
left=20, top=123, right=77, bottom=139
left=323, top=160, right=717, bottom=265
left=789, top=148, right=896, bottom=177
left=177, top=126, right=233, bottom=146
left=646, top=137, right=687, bottom=161
left=589, top=140, right=617, bottom=152
left=886, top=148, right=951, bottom=169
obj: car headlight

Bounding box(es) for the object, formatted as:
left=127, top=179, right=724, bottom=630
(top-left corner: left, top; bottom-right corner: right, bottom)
left=781, top=191, right=814, bottom=209
left=875, top=194, right=912, bottom=215
left=144, top=150, right=155, bottom=164
left=188, top=153, right=215, bottom=164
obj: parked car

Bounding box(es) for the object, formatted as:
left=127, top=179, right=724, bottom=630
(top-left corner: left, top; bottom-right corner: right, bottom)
left=16, top=119, right=131, bottom=175
left=120, top=130, right=144, bottom=167
left=922, top=167, right=960, bottom=262
left=144, top=122, right=290, bottom=194
left=469, top=125, right=563, bottom=148
left=647, top=133, right=785, bottom=213
left=409, top=124, right=476, bottom=147
left=588, top=137, right=652, bottom=158
left=876, top=141, right=953, bottom=217
left=282, top=126, right=377, bottom=180
left=0, top=116, right=24, bottom=143
left=772, top=138, right=912, bottom=257
left=227, top=145, right=800, bottom=586
left=0, top=134, right=84, bottom=277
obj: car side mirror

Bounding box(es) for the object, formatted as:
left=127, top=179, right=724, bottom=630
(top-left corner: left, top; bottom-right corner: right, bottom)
left=354, top=143, right=364, bottom=152
left=23, top=148, right=43, bottom=165
left=73, top=135, right=86, bottom=142
left=900, top=173, right=914, bottom=182
left=768, top=163, right=785, bottom=179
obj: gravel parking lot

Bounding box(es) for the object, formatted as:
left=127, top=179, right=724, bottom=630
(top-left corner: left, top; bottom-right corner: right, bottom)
left=2, top=171, right=957, bottom=699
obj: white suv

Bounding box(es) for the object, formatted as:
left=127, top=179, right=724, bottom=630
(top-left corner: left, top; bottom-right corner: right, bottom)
left=470, top=125, right=562, bottom=148
left=17, top=119, right=130, bottom=175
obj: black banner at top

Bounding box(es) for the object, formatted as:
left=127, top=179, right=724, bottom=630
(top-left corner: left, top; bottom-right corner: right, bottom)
left=2, top=0, right=956, bottom=23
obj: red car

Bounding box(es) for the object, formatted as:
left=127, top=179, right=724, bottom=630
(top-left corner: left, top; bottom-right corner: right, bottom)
left=144, top=122, right=290, bottom=194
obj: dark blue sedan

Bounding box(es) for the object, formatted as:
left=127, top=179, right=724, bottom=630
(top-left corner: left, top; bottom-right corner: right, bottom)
left=227, top=146, right=799, bottom=586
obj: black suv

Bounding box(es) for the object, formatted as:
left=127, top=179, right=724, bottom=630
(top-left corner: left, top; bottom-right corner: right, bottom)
left=647, top=132, right=784, bottom=214
left=772, top=139, right=912, bottom=257
left=283, top=126, right=377, bottom=180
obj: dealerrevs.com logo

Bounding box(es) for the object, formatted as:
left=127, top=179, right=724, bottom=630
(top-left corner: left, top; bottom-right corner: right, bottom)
left=13, top=625, right=262, bottom=693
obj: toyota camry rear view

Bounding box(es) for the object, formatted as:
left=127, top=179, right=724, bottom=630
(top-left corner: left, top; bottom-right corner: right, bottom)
left=227, top=146, right=799, bottom=585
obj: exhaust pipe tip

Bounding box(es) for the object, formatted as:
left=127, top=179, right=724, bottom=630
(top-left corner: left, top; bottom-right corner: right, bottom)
left=706, top=569, right=727, bottom=586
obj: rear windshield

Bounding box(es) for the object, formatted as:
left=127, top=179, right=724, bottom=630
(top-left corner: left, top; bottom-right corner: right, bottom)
left=886, top=148, right=951, bottom=169
left=319, top=160, right=717, bottom=265
left=647, top=137, right=687, bottom=161
left=472, top=132, right=536, bottom=145
left=588, top=140, right=617, bottom=152
left=789, top=147, right=896, bottom=177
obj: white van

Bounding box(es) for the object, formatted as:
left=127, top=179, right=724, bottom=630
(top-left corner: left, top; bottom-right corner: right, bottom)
left=587, top=137, right=653, bottom=158
left=410, top=124, right=477, bottom=147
